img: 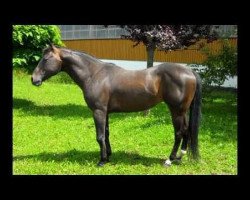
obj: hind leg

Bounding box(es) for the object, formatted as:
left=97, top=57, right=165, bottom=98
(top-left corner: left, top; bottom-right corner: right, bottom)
left=164, top=108, right=187, bottom=166
left=177, top=116, right=188, bottom=159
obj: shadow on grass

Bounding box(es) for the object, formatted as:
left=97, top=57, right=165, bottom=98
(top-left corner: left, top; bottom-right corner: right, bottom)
left=14, top=87, right=237, bottom=143
left=202, top=88, right=237, bottom=116
left=202, top=101, right=236, bottom=117
left=13, top=97, right=170, bottom=122
left=13, top=149, right=164, bottom=167
left=13, top=97, right=93, bottom=119
left=200, top=97, right=237, bottom=142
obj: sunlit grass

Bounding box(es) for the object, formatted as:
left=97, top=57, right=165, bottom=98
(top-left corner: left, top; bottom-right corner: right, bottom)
left=13, top=71, right=237, bottom=175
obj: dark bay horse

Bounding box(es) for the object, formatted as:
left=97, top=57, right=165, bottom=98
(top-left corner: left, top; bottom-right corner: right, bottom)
left=31, top=44, right=202, bottom=167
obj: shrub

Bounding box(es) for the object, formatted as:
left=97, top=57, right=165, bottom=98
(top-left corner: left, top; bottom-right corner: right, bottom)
left=191, top=39, right=237, bottom=89
left=13, top=25, right=64, bottom=73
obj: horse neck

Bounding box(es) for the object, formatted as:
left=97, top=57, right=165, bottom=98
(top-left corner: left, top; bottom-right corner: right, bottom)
left=61, top=50, right=103, bottom=90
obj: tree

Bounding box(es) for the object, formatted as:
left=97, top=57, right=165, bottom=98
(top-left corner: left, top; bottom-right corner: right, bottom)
left=104, top=25, right=219, bottom=115
left=117, top=25, right=218, bottom=68
left=194, top=39, right=237, bottom=89
left=13, top=25, right=64, bottom=73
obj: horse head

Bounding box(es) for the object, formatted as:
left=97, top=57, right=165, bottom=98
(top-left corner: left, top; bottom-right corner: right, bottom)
left=31, top=44, right=62, bottom=86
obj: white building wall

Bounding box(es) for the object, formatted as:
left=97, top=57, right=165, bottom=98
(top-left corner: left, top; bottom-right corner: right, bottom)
left=101, top=59, right=237, bottom=88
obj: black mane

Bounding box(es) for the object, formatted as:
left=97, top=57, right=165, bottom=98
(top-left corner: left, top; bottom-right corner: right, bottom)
left=60, top=46, right=102, bottom=63
left=43, top=45, right=102, bottom=63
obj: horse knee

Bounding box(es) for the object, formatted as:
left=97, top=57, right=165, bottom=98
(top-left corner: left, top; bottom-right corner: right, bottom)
left=96, top=135, right=105, bottom=143
left=175, top=131, right=183, bottom=140
left=182, top=125, right=188, bottom=135
left=176, top=126, right=187, bottom=138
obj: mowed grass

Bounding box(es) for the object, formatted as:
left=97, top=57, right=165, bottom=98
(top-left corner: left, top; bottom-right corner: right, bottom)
left=13, top=71, right=237, bottom=175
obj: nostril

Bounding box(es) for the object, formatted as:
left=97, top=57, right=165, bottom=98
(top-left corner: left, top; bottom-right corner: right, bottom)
left=31, top=77, right=42, bottom=86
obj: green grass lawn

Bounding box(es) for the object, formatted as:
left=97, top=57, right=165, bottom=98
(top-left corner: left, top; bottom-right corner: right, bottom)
left=13, top=71, right=237, bottom=175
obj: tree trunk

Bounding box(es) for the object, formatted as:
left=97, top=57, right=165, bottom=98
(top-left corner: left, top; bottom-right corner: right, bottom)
left=143, top=45, right=156, bottom=116
left=146, top=45, right=156, bottom=68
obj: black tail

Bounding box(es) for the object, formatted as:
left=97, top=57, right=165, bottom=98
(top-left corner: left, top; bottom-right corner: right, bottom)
left=188, top=71, right=202, bottom=160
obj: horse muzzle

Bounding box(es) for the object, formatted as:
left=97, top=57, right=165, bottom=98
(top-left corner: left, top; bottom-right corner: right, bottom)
left=31, top=76, right=42, bottom=86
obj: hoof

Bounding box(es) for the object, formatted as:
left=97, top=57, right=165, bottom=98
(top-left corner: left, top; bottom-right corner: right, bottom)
left=164, top=159, right=172, bottom=167
left=97, top=159, right=110, bottom=167
left=164, top=158, right=182, bottom=167
left=97, top=161, right=106, bottom=167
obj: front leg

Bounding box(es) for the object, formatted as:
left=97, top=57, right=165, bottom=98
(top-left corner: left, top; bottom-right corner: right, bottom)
left=105, top=114, right=112, bottom=158
left=93, top=109, right=108, bottom=166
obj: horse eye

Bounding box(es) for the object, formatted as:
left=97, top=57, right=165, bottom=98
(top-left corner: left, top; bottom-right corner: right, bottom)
left=44, top=54, right=52, bottom=61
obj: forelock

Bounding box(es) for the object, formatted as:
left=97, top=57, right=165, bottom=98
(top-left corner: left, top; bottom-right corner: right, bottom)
left=42, top=46, right=52, bottom=55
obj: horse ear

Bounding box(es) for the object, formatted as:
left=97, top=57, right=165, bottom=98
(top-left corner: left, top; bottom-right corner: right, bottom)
left=50, top=43, right=56, bottom=52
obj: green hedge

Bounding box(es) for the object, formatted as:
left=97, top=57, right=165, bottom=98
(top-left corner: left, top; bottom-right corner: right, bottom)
left=13, top=25, right=64, bottom=73
left=190, top=39, right=237, bottom=88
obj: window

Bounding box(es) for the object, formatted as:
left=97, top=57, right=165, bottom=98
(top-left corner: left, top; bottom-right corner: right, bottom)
left=58, top=25, right=128, bottom=40
left=59, top=25, right=237, bottom=40
left=97, top=29, right=108, bottom=38
left=108, top=29, right=116, bottom=38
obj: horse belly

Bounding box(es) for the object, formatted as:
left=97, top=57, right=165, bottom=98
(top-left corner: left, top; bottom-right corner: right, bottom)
left=108, top=92, right=162, bottom=112
left=108, top=72, right=163, bottom=112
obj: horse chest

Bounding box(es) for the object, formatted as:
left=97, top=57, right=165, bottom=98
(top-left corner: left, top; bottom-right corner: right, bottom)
left=83, top=83, right=109, bottom=110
